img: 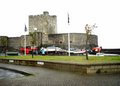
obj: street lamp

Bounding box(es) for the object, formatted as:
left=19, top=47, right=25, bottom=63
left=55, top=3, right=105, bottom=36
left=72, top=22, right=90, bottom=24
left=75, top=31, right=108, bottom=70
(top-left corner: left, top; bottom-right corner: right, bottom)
left=34, top=27, right=37, bottom=46
left=34, top=28, right=37, bottom=31
left=31, top=28, right=37, bottom=58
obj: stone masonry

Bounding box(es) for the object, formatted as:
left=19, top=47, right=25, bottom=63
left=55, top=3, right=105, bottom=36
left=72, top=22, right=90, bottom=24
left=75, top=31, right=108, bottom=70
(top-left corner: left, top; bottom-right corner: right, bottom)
left=0, top=11, right=98, bottom=50
left=29, top=11, right=57, bottom=34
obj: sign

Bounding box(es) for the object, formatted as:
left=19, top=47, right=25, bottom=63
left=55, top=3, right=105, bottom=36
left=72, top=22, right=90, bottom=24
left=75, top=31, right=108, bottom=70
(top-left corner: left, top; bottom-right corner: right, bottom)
left=9, top=60, right=14, bottom=63
left=37, top=62, right=44, bottom=65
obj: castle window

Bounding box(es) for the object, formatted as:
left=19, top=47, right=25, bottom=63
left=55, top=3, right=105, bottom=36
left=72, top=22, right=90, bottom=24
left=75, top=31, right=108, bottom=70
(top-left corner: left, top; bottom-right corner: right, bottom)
left=60, top=41, right=62, bottom=44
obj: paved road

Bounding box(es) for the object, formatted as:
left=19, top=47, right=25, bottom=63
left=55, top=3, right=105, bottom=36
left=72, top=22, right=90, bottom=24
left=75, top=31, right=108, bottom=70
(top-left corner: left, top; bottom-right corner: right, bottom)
left=0, top=69, right=24, bottom=79
left=0, top=63, right=120, bottom=86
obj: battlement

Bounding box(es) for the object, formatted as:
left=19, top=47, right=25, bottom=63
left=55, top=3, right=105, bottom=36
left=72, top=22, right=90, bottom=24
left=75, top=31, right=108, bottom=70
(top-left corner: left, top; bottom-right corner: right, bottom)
left=43, top=11, right=49, bottom=16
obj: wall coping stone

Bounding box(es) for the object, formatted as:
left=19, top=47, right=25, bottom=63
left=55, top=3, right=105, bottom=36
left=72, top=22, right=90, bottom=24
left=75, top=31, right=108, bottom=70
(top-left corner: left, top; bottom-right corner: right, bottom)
left=0, top=58, right=120, bottom=66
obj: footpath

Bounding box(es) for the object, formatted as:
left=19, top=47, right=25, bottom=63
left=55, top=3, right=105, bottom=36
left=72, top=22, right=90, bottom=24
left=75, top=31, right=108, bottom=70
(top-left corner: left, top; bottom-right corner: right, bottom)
left=0, top=63, right=120, bottom=86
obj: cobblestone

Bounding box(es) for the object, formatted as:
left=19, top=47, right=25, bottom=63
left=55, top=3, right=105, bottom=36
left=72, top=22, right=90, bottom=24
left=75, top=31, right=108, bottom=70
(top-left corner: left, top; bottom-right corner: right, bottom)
left=0, top=63, right=120, bottom=86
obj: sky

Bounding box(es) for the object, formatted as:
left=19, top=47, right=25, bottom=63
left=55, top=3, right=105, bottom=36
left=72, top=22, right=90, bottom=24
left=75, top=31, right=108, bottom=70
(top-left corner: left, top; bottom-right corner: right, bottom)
left=0, top=0, right=120, bottom=48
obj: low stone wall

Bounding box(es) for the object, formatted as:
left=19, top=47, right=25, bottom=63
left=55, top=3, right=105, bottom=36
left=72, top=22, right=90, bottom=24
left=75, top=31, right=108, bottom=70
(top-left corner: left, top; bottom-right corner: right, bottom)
left=0, top=58, right=120, bottom=74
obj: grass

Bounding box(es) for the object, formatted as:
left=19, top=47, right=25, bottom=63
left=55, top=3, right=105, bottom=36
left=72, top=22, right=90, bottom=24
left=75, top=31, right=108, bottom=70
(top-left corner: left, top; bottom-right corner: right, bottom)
left=0, top=55, right=120, bottom=64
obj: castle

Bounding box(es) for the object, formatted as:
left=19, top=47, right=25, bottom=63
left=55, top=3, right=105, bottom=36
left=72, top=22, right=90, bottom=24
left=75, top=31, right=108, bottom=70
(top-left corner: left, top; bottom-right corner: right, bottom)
left=0, top=11, right=98, bottom=51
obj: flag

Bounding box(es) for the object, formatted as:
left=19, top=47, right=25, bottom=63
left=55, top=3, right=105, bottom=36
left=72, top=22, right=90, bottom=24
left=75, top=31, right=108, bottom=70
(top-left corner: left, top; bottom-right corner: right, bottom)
left=68, top=13, right=70, bottom=24
left=25, top=25, right=27, bottom=32
left=92, top=23, right=98, bottom=28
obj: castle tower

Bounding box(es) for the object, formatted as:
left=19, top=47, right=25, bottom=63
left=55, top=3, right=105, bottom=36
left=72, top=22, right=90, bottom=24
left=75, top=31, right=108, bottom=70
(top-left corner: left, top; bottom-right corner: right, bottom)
left=29, top=11, right=57, bottom=34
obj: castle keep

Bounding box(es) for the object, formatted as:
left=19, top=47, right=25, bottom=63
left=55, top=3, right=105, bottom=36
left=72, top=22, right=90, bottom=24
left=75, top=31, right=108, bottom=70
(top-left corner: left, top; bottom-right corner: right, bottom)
left=0, top=11, right=98, bottom=51
left=29, top=11, right=57, bottom=34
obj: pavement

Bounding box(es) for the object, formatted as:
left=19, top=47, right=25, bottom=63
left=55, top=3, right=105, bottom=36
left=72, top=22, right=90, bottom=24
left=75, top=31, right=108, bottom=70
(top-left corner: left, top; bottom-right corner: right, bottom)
left=0, top=63, right=120, bottom=86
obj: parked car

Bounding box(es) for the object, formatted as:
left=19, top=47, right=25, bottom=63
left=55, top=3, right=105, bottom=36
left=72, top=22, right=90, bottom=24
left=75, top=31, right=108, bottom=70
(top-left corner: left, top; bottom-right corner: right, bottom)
left=20, top=46, right=38, bottom=54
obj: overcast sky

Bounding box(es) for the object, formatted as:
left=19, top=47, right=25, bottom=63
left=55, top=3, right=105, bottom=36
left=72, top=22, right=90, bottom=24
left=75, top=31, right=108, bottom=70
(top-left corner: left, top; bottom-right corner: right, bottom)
left=0, top=0, right=120, bottom=48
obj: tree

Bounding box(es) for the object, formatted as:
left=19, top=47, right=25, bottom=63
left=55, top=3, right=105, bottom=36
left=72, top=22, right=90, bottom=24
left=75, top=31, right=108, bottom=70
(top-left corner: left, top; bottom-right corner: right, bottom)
left=29, top=32, right=37, bottom=58
left=0, top=37, right=8, bottom=57
left=85, top=24, right=94, bottom=60
left=85, top=23, right=98, bottom=60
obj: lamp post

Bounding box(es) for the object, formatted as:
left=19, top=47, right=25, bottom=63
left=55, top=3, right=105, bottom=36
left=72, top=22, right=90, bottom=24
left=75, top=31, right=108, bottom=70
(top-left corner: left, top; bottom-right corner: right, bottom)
left=34, top=28, right=37, bottom=46
left=40, top=32, right=42, bottom=47
left=34, top=28, right=37, bottom=47
left=31, top=28, right=37, bottom=58
left=34, top=27, right=37, bottom=47
left=34, top=28, right=37, bottom=32
left=40, top=28, right=43, bottom=48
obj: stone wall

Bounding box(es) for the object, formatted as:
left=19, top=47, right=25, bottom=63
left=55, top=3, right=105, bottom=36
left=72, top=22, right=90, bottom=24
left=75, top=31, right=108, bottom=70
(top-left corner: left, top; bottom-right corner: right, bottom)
left=0, top=58, right=119, bottom=74
left=0, top=11, right=98, bottom=50
left=48, top=33, right=98, bottom=49
left=29, top=11, right=57, bottom=34
left=0, top=32, right=98, bottom=51
left=20, top=35, right=32, bottom=47
left=0, top=36, right=8, bottom=52
left=8, top=37, right=21, bottom=50
left=0, top=36, right=8, bottom=46
left=20, top=33, right=98, bottom=49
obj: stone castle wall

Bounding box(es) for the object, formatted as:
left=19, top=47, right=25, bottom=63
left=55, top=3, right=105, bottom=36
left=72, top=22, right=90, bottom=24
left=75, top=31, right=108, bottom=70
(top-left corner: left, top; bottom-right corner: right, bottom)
left=8, top=37, right=21, bottom=50
left=0, top=33, right=98, bottom=50
left=29, top=11, right=57, bottom=34
left=0, top=11, right=98, bottom=51
left=48, top=33, right=98, bottom=49
left=0, top=36, right=8, bottom=46
left=0, top=36, right=8, bottom=52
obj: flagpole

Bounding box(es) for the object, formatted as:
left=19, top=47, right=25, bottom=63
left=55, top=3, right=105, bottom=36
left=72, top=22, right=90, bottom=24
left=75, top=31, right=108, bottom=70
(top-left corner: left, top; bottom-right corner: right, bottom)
left=24, top=25, right=27, bottom=56
left=24, top=33, right=26, bottom=56
left=68, top=31, right=70, bottom=56
left=68, top=13, right=70, bottom=56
